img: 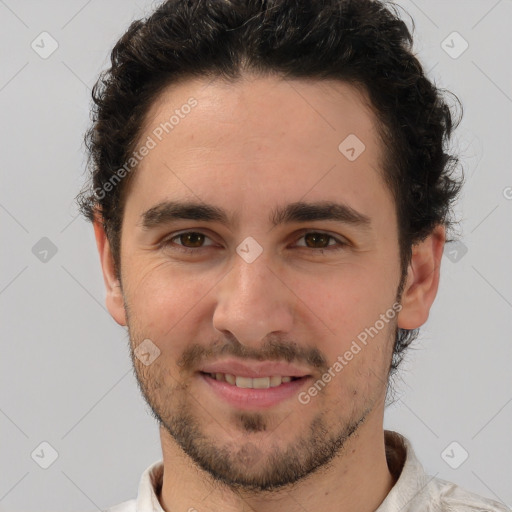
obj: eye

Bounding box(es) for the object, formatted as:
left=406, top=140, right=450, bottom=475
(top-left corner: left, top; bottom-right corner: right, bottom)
left=161, top=231, right=216, bottom=254
left=294, top=231, right=347, bottom=252
left=161, top=229, right=347, bottom=255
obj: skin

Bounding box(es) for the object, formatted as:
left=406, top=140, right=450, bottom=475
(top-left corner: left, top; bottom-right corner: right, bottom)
left=94, top=75, right=445, bottom=512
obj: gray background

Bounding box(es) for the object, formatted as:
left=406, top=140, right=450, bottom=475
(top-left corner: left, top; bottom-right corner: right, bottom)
left=0, top=0, right=511, bottom=510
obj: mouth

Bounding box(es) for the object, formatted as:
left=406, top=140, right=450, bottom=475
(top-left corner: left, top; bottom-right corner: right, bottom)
left=198, top=371, right=312, bottom=410
left=201, top=371, right=307, bottom=388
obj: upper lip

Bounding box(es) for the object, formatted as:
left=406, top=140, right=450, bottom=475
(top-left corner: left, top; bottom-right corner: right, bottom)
left=199, top=359, right=311, bottom=378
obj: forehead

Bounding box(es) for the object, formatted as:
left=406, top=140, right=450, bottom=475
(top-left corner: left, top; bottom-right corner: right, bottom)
left=143, top=74, right=380, bottom=155
left=125, top=75, right=390, bottom=225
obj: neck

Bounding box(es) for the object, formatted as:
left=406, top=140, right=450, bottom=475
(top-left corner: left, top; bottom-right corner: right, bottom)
left=158, top=408, right=395, bottom=512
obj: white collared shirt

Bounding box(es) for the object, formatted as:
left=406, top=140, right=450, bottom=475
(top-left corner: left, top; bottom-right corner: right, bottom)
left=105, top=431, right=510, bottom=512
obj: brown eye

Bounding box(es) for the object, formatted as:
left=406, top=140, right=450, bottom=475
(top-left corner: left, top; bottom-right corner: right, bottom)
left=161, top=231, right=216, bottom=254
left=303, top=232, right=332, bottom=249
left=294, top=231, right=347, bottom=254
left=178, top=232, right=205, bottom=248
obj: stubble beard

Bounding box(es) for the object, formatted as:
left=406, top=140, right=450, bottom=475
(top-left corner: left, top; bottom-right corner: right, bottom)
left=127, top=330, right=385, bottom=493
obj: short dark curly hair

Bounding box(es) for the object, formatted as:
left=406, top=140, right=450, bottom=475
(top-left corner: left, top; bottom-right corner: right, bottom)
left=77, top=0, right=463, bottom=374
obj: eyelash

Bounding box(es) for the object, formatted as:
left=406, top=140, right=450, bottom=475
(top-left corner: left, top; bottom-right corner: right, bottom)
left=160, top=230, right=348, bottom=255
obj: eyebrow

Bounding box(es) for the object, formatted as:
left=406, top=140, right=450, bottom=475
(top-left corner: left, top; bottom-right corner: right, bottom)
left=140, top=200, right=372, bottom=230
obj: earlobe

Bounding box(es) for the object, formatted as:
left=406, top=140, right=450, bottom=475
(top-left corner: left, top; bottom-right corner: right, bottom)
left=397, top=225, right=446, bottom=330
left=93, top=214, right=127, bottom=326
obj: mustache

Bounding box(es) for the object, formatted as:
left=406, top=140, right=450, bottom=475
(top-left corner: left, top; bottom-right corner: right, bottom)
left=176, top=333, right=328, bottom=373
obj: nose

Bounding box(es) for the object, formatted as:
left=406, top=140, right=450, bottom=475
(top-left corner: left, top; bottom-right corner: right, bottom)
left=212, top=250, right=295, bottom=348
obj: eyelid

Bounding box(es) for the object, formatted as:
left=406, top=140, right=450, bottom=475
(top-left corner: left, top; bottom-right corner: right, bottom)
left=291, top=228, right=349, bottom=248
left=163, top=230, right=218, bottom=248
left=161, top=228, right=349, bottom=253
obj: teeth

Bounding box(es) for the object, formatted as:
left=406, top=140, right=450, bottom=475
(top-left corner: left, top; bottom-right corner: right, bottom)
left=253, top=377, right=270, bottom=389
left=236, top=376, right=255, bottom=388
left=208, top=373, right=295, bottom=388
left=270, top=375, right=284, bottom=387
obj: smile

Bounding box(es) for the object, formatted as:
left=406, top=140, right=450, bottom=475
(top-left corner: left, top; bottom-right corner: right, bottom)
left=202, top=372, right=302, bottom=389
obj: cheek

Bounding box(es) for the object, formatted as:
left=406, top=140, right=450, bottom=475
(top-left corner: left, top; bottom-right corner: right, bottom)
left=320, top=318, right=396, bottom=410
left=292, top=262, right=397, bottom=338
left=292, top=265, right=398, bottom=389
left=123, top=259, right=208, bottom=341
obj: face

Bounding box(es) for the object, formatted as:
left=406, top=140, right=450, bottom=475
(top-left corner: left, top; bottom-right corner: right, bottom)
left=103, top=75, right=409, bottom=490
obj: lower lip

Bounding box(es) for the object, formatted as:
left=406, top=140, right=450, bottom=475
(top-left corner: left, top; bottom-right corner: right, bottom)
left=199, top=372, right=311, bottom=410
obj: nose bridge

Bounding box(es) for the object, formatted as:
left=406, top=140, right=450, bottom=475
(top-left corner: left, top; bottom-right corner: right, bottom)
left=212, top=249, right=294, bottom=345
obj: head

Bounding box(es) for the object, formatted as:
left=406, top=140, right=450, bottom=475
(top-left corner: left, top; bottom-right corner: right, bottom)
left=78, top=0, right=462, bottom=492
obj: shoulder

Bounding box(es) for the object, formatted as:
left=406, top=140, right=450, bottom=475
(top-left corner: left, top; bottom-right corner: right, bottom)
left=380, top=432, right=510, bottom=512
left=102, top=498, right=136, bottom=512
left=424, top=476, right=510, bottom=512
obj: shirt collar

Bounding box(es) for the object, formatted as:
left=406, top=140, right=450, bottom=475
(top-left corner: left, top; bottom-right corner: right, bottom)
left=135, top=458, right=164, bottom=512
left=376, top=430, right=432, bottom=511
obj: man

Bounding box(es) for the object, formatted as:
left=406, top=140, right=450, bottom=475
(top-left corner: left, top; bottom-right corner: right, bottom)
left=77, top=0, right=508, bottom=510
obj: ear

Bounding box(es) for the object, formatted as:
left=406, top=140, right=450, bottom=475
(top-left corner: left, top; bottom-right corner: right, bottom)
left=397, top=224, right=445, bottom=330
left=93, top=213, right=127, bottom=326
